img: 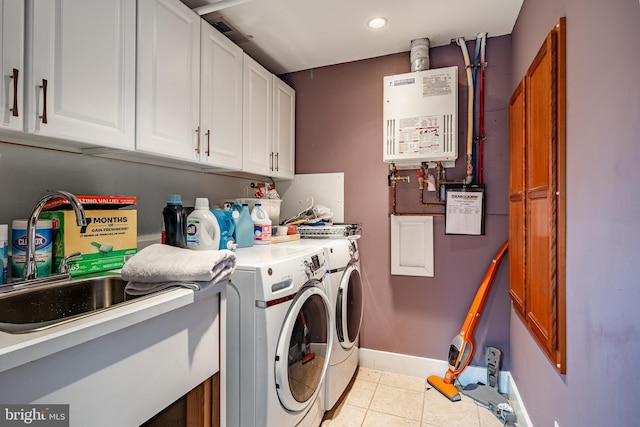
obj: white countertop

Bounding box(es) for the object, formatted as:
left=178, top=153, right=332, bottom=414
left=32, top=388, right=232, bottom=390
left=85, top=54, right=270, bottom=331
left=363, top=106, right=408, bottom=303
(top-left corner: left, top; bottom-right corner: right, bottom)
left=0, top=274, right=225, bottom=375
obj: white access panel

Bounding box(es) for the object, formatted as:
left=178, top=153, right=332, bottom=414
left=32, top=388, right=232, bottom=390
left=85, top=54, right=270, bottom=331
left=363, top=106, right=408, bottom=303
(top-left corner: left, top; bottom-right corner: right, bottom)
left=383, top=67, right=458, bottom=168
left=391, top=215, right=434, bottom=277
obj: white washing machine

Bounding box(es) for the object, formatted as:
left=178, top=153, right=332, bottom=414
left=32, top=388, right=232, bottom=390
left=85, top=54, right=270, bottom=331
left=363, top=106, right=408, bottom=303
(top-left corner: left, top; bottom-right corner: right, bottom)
left=280, top=237, right=363, bottom=410
left=226, top=245, right=333, bottom=427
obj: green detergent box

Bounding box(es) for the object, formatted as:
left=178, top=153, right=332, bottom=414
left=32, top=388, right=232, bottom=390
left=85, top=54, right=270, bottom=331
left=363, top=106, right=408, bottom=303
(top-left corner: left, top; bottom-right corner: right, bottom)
left=40, top=210, right=137, bottom=276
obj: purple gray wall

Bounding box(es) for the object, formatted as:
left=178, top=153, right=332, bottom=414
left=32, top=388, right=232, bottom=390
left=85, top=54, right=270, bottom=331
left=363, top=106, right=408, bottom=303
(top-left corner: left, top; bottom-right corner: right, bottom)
left=281, top=36, right=512, bottom=369
left=510, top=0, right=640, bottom=426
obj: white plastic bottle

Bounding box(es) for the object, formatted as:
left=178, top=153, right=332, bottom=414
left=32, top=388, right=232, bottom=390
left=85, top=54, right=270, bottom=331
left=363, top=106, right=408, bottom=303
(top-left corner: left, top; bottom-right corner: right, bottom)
left=251, top=203, right=272, bottom=245
left=187, top=198, right=221, bottom=250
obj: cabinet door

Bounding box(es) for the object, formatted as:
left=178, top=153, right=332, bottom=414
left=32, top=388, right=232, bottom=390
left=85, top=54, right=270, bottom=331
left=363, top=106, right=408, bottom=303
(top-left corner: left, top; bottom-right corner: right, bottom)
left=508, top=80, right=526, bottom=315
left=242, top=54, right=272, bottom=176
left=200, top=22, right=243, bottom=170
left=0, top=0, right=23, bottom=131
left=525, top=30, right=558, bottom=358
left=137, top=0, right=200, bottom=161
left=27, top=0, right=135, bottom=149
left=508, top=18, right=565, bottom=373
left=272, top=76, right=295, bottom=179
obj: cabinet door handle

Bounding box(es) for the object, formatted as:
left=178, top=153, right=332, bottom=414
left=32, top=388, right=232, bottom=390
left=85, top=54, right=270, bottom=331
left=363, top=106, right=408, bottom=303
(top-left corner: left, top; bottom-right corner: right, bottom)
left=195, top=126, right=201, bottom=154
left=275, top=152, right=279, bottom=171
left=270, top=152, right=274, bottom=171
left=9, top=68, right=19, bottom=117
left=206, top=129, right=211, bottom=156
left=39, top=79, right=48, bottom=123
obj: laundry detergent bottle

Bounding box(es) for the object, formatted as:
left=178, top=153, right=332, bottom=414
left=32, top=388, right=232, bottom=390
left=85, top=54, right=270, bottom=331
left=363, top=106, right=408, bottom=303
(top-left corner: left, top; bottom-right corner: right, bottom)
left=162, top=194, right=188, bottom=248
left=187, top=198, right=220, bottom=250
left=251, top=203, right=272, bottom=245
left=233, top=204, right=254, bottom=248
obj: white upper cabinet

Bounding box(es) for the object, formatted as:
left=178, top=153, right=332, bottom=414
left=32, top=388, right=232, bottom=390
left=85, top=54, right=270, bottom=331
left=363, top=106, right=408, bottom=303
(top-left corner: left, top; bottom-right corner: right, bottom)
left=272, top=76, right=295, bottom=179
left=137, top=0, right=201, bottom=161
left=26, top=0, right=135, bottom=149
left=199, top=22, right=243, bottom=170
left=0, top=0, right=23, bottom=131
left=242, top=54, right=273, bottom=176
left=242, top=54, right=295, bottom=179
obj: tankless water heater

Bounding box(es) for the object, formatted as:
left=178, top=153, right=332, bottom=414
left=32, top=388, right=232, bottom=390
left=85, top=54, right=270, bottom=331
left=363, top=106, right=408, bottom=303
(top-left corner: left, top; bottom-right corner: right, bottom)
left=383, top=66, right=458, bottom=168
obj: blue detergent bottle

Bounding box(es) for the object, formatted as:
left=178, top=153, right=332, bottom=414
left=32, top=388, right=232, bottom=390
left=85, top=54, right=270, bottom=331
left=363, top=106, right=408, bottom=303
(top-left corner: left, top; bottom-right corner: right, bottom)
left=234, top=204, right=254, bottom=248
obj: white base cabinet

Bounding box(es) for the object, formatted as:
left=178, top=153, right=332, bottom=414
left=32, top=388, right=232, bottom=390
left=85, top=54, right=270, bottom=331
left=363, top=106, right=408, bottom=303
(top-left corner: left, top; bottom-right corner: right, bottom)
left=0, top=293, right=220, bottom=427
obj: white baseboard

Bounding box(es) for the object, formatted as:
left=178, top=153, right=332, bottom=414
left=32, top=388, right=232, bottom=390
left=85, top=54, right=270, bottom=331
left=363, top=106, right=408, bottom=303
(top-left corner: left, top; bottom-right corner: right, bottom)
left=359, top=348, right=530, bottom=427
left=507, top=372, right=533, bottom=427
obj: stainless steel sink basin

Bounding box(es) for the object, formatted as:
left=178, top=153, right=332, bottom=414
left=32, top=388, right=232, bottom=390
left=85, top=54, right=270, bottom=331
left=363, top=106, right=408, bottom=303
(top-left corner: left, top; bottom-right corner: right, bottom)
left=0, top=274, right=158, bottom=334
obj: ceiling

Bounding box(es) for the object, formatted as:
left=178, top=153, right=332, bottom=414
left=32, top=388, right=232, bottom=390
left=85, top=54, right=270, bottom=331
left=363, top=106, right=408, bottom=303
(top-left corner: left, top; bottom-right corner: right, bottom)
left=182, top=0, right=524, bottom=75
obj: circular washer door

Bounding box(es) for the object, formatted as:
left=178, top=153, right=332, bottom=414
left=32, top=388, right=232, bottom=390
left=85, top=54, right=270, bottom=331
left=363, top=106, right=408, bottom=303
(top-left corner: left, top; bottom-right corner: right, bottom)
left=336, top=264, right=363, bottom=349
left=274, top=282, right=332, bottom=412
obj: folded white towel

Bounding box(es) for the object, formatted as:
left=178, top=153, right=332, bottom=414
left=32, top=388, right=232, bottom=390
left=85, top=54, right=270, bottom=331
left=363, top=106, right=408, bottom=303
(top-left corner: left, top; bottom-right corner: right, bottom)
left=124, top=279, right=220, bottom=296
left=121, top=244, right=236, bottom=294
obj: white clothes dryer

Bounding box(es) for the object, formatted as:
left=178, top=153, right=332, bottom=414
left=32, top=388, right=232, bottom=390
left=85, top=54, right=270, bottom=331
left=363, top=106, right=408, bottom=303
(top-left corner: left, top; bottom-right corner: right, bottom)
left=279, top=237, right=364, bottom=410
left=226, top=245, right=332, bottom=427
left=322, top=238, right=363, bottom=410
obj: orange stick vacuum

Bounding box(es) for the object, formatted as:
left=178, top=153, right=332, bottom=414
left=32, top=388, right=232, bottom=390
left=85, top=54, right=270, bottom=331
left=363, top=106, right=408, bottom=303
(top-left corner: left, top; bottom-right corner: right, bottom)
left=427, top=241, right=509, bottom=401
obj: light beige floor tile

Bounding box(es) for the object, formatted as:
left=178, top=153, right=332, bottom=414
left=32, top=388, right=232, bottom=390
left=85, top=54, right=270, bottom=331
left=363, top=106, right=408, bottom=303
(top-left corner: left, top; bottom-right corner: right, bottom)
left=477, top=404, right=505, bottom=427
left=354, top=367, right=382, bottom=383
left=363, top=410, right=421, bottom=427
left=321, top=403, right=367, bottom=427
left=369, top=384, right=424, bottom=421
left=422, top=390, right=480, bottom=427
left=343, top=379, right=377, bottom=409
left=379, top=371, right=427, bottom=392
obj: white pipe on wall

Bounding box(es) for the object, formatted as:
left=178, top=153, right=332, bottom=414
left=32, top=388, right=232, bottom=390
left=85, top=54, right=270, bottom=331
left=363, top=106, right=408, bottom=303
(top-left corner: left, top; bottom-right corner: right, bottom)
left=456, top=37, right=474, bottom=184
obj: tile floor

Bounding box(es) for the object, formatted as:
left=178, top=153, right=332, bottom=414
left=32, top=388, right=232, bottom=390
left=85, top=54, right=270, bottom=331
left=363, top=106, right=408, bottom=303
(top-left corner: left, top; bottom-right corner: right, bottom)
left=321, top=367, right=507, bottom=427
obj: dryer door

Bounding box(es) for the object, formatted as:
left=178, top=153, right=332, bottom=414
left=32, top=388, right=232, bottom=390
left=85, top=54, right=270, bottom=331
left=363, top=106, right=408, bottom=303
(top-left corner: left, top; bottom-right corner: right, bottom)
left=274, top=282, right=332, bottom=412
left=336, top=264, right=363, bottom=349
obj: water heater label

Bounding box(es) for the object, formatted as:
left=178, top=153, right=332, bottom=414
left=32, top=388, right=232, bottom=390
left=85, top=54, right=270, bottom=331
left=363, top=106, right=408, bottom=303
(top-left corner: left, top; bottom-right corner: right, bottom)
left=397, top=115, right=442, bottom=155
left=422, top=72, right=455, bottom=97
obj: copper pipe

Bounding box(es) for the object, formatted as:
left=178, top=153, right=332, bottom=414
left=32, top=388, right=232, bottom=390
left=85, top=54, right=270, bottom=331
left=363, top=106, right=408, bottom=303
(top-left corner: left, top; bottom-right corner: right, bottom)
left=389, top=163, right=443, bottom=216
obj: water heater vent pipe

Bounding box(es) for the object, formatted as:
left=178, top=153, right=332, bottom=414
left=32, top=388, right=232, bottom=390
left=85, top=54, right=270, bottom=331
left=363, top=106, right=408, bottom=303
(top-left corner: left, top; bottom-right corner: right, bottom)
left=410, top=38, right=430, bottom=72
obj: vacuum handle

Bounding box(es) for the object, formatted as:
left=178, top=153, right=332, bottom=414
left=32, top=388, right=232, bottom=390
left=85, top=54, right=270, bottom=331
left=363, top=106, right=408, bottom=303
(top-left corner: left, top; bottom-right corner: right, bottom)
left=460, top=241, right=509, bottom=334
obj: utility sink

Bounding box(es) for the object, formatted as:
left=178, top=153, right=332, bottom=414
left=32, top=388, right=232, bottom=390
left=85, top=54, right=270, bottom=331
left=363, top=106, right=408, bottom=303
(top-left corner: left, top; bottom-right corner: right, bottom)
left=0, top=274, right=159, bottom=334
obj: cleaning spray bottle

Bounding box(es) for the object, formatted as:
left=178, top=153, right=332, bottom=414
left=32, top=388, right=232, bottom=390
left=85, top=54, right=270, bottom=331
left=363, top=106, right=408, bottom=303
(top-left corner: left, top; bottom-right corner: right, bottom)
left=187, top=198, right=220, bottom=250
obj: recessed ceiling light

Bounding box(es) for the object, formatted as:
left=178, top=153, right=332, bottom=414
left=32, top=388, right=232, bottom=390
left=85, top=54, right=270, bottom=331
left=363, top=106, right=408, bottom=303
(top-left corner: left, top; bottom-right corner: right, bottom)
left=367, top=17, right=388, bottom=30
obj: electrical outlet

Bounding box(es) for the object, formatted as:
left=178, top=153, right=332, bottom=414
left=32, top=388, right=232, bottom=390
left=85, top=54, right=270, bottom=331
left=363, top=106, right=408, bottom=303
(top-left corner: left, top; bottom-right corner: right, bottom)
left=554, top=422, right=560, bottom=427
